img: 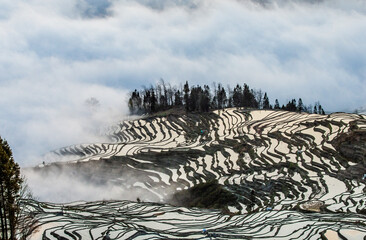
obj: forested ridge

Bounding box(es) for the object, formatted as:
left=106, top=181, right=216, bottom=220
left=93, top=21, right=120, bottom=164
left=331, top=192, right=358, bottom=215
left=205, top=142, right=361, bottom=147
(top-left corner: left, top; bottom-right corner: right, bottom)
left=128, top=80, right=325, bottom=115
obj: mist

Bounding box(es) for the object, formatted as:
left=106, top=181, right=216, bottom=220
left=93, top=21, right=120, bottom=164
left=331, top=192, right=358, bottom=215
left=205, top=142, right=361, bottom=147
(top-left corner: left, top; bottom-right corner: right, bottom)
left=0, top=79, right=129, bottom=166
left=1, top=0, right=366, bottom=168
left=22, top=162, right=172, bottom=203
left=23, top=168, right=129, bottom=203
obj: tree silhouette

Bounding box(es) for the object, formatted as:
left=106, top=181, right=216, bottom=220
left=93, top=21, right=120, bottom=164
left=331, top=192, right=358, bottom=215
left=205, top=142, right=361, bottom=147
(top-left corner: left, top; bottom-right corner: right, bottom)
left=297, top=98, right=304, bottom=112
left=183, top=81, right=190, bottom=111
left=232, top=84, right=243, bottom=108
left=274, top=99, right=280, bottom=109
left=263, top=92, right=270, bottom=109
left=127, top=81, right=325, bottom=114
left=1, top=136, right=22, bottom=240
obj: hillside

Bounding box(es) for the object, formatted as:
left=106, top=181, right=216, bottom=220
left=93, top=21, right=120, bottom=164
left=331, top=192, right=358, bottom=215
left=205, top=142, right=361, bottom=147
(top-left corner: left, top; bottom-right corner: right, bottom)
left=24, top=109, right=366, bottom=239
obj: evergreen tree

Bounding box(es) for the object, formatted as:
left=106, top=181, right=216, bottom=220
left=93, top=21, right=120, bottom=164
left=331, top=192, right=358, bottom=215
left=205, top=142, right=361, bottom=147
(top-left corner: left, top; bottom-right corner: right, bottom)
left=211, top=96, right=218, bottom=110
left=243, top=84, right=251, bottom=108
left=201, top=85, right=211, bottom=112
left=297, top=98, right=304, bottom=112
left=242, top=84, right=258, bottom=108
left=188, top=86, right=201, bottom=111
left=318, top=104, right=325, bottom=115
left=274, top=99, right=280, bottom=109
left=227, top=86, right=233, bottom=108
left=217, top=84, right=227, bottom=109
left=174, top=90, right=182, bottom=106
left=285, top=99, right=297, bottom=112
left=0, top=136, right=22, bottom=240
left=127, top=81, right=324, bottom=115
left=250, top=89, right=259, bottom=108
left=160, top=79, right=168, bottom=109
left=183, top=81, right=190, bottom=111
left=313, top=101, right=326, bottom=115
left=128, top=90, right=142, bottom=114
left=142, top=89, right=151, bottom=113
left=232, top=84, right=243, bottom=108
left=150, top=89, right=156, bottom=113
left=263, top=92, right=270, bottom=109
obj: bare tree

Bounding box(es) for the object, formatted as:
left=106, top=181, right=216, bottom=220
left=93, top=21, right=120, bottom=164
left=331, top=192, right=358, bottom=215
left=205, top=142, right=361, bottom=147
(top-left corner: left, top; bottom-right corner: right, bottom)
left=255, top=89, right=263, bottom=109
left=16, top=178, right=37, bottom=240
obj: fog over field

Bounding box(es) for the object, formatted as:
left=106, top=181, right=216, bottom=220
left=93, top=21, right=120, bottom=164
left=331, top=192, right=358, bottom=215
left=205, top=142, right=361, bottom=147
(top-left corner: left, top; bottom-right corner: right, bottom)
left=0, top=0, right=366, bottom=166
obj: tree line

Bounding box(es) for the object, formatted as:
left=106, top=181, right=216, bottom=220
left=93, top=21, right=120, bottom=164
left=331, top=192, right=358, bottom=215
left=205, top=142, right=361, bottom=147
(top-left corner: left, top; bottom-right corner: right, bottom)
left=128, top=80, right=325, bottom=115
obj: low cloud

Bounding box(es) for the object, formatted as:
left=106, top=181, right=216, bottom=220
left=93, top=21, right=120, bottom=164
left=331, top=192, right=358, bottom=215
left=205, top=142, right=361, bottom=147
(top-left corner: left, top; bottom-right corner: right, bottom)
left=1, top=0, right=366, bottom=167
left=22, top=163, right=174, bottom=203
left=23, top=168, right=151, bottom=203
left=0, top=76, right=128, bottom=166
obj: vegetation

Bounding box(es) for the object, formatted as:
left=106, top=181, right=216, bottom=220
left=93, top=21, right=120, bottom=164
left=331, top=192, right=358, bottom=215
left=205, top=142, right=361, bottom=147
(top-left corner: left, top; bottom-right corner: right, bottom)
left=0, top=136, right=22, bottom=240
left=169, top=180, right=238, bottom=211
left=0, top=136, right=34, bottom=240
left=128, top=80, right=326, bottom=115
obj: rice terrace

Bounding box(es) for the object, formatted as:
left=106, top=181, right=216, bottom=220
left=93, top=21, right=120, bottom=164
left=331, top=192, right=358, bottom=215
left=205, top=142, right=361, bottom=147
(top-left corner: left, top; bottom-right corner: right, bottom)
left=1, top=0, right=366, bottom=239
left=23, top=108, right=366, bottom=239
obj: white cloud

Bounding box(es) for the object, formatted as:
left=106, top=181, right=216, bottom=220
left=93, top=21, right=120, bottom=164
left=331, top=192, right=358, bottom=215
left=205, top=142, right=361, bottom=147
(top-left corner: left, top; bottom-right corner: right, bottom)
left=23, top=167, right=157, bottom=203
left=1, top=0, right=366, bottom=167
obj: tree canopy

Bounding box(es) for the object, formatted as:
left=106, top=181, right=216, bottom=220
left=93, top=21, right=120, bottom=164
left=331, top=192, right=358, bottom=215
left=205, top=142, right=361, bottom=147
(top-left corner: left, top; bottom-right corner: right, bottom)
left=128, top=81, right=325, bottom=115
left=0, top=136, right=22, bottom=240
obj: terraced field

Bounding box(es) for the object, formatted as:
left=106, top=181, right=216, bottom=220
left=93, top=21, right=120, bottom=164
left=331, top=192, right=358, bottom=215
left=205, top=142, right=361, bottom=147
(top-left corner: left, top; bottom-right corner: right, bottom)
left=24, top=199, right=366, bottom=240
left=26, top=109, right=366, bottom=239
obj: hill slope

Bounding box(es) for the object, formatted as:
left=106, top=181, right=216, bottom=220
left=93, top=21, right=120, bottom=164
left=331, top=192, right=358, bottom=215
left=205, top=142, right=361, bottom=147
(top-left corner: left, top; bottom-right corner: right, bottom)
left=25, top=109, right=366, bottom=239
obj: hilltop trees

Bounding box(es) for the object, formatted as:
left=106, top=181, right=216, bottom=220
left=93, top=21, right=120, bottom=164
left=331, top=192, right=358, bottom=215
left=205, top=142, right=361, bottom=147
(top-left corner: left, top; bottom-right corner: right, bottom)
left=128, top=90, right=142, bottom=114
left=232, top=84, right=243, bottom=107
left=313, top=102, right=325, bottom=115
left=274, top=99, right=280, bottom=109
left=297, top=98, right=304, bottom=112
left=263, top=93, right=270, bottom=109
left=128, top=81, right=325, bottom=115
left=0, top=137, right=22, bottom=240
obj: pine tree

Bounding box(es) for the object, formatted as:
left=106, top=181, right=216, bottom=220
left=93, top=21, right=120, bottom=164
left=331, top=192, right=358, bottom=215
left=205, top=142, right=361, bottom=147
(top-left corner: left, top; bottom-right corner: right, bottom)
left=188, top=86, right=201, bottom=111
left=227, top=85, right=233, bottom=108
left=217, top=84, right=227, bottom=109
left=127, top=81, right=324, bottom=115
left=128, top=90, right=142, bottom=114
left=318, top=105, right=325, bottom=115
left=263, top=92, right=270, bottom=109
left=183, top=81, right=190, bottom=111
left=150, top=89, right=156, bottom=113
left=201, top=85, right=211, bottom=112
left=0, top=136, right=22, bottom=240
left=232, top=84, right=243, bottom=108
left=174, top=90, right=182, bottom=106
left=250, top=89, right=259, bottom=108
left=243, top=84, right=251, bottom=108
left=142, top=89, right=151, bottom=113
left=274, top=99, right=280, bottom=109
left=297, top=98, right=304, bottom=112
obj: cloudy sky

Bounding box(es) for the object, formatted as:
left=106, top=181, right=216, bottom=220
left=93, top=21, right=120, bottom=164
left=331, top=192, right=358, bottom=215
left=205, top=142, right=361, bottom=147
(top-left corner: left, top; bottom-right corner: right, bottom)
left=1, top=0, right=366, bottom=166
